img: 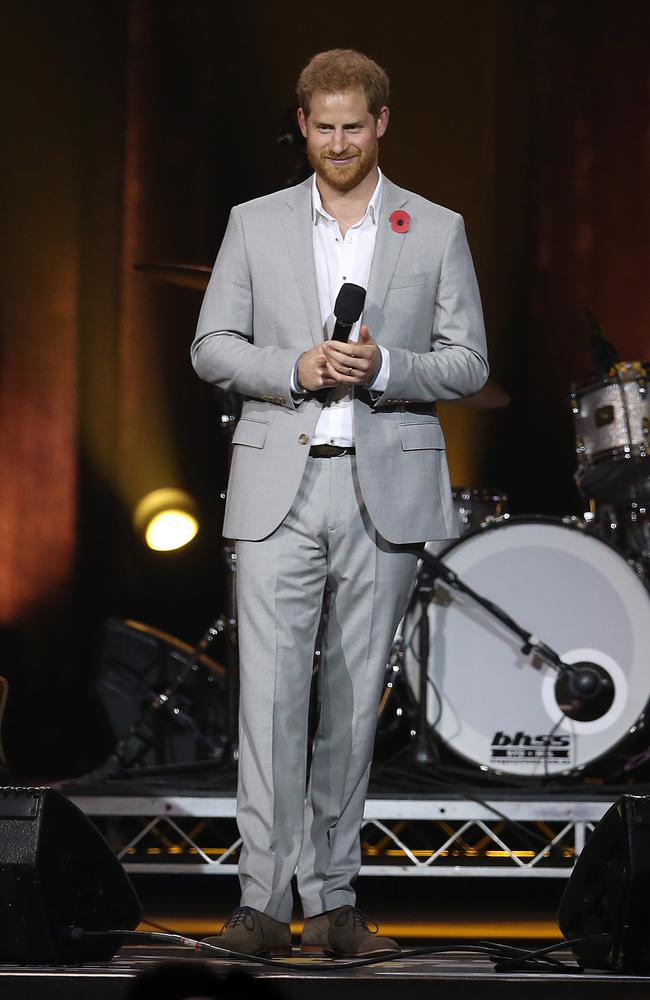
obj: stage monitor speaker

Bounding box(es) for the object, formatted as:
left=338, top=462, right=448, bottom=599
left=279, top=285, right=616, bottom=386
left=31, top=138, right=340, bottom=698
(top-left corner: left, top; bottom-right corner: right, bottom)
left=0, top=787, right=142, bottom=963
left=558, top=794, right=650, bottom=973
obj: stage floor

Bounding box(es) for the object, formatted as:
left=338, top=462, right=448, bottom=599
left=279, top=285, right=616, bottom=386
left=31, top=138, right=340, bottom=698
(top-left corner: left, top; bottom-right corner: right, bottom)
left=2, top=944, right=649, bottom=1000
left=27, top=784, right=650, bottom=996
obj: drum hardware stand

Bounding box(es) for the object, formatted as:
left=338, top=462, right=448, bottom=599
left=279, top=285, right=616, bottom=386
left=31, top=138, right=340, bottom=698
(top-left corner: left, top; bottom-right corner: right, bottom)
left=412, top=547, right=616, bottom=725
left=81, top=618, right=228, bottom=782
left=194, top=387, right=242, bottom=771
left=378, top=616, right=406, bottom=718
left=217, top=540, right=239, bottom=765
left=403, top=565, right=441, bottom=768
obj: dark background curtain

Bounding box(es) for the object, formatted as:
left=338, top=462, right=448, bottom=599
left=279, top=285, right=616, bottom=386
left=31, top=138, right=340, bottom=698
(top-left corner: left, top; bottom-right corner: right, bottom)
left=2, top=0, right=648, bottom=778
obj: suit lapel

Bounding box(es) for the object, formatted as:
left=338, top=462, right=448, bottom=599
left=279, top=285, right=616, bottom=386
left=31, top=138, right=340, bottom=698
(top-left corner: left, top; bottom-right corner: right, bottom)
left=281, top=173, right=409, bottom=346
left=282, top=178, right=324, bottom=347
left=365, top=176, right=409, bottom=335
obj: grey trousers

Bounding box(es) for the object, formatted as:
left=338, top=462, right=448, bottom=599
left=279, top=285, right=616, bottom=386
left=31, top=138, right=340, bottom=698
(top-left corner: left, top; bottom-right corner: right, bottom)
left=235, top=453, right=419, bottom=922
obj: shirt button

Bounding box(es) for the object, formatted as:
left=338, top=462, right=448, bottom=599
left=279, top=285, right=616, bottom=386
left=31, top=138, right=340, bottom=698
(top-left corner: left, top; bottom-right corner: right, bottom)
left=298, top=434, right=310, bottom=445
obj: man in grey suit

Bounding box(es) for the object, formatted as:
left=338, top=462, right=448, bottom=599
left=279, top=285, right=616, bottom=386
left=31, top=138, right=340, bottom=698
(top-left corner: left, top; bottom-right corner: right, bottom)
left=192, top=49, right=488, bottom=956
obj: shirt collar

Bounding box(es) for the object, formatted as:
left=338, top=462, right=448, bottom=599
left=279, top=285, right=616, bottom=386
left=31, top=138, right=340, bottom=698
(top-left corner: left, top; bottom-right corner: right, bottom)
left=311, top=168, right=383, bottom=227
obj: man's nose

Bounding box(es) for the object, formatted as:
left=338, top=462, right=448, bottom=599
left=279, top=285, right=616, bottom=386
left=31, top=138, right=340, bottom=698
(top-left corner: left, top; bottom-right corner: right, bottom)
left=329, top=129, right=348, bottom=153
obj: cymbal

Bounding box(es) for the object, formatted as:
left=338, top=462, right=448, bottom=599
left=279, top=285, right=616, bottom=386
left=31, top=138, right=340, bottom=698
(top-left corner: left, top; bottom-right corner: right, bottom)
left=134, top=262, right=212, bottom=291
left=442, top=379, right=511, bottom=410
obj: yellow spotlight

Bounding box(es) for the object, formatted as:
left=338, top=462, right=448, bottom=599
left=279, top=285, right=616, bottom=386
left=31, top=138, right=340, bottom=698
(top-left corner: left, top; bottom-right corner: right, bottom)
left=133, top=488, right=199, bottom=552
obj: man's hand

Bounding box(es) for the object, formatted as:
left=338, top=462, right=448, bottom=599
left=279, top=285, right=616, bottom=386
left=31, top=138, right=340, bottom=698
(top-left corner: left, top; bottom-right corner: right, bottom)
left=322, top=326, right=381, bottom=386
left=296, top=345, right=339, bottom=392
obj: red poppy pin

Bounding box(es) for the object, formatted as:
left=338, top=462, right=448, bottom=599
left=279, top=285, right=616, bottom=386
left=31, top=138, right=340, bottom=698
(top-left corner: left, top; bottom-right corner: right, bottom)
left=390, top=210, right=410, bottom=233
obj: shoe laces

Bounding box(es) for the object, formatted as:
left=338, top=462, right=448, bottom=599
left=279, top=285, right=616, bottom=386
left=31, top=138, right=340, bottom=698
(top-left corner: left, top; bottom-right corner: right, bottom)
left=336, top=906, right=379, bottom=933
left=221, top=906, right=256, bottom=932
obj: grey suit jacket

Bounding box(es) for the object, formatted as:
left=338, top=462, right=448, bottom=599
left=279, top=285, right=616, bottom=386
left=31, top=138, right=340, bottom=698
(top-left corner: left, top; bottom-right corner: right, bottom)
left=191, top=174, right=489, bottom=544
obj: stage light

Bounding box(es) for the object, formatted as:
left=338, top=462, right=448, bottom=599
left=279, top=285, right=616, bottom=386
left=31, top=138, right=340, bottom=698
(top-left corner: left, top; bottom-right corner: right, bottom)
left=133, top=488, right=199, bottom=552
left=146, top=510, right=197, bottom=551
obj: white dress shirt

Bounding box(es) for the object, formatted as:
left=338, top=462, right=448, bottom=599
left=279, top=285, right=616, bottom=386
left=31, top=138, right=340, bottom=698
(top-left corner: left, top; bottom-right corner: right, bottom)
left=292, top=170, right=390, bottom=446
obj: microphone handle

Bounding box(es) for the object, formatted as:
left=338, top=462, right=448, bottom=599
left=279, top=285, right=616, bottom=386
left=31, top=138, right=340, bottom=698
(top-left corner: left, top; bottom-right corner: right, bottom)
left=331, top=319, right=355, bottom=342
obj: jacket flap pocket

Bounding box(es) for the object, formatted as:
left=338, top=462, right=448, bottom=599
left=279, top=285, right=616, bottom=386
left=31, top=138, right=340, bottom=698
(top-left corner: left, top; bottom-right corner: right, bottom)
left=388, top=272, right=428, bottom=290
left=232, top=418, right=270, bottom=448
left=398, top=422, right=445, bottom=451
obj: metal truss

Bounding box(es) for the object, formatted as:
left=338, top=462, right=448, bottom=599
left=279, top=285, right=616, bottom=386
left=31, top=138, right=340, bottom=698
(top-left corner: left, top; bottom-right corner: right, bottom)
left=70, top=795, right=614, bottom=878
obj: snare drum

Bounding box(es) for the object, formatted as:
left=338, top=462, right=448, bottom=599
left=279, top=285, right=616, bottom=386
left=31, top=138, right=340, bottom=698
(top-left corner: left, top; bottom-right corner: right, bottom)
left=571, top=361, right=650, bottom=501
left=404, top=516, right=650, bottom=778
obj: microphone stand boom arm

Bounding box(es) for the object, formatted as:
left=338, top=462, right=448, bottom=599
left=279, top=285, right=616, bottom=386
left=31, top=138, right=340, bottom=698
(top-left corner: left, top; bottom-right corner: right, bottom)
left=413, top=547, right=576, bottom=680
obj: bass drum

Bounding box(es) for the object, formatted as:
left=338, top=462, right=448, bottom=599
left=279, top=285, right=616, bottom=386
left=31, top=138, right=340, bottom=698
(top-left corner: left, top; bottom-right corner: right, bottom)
left=404, top=516, right=650, bottom=778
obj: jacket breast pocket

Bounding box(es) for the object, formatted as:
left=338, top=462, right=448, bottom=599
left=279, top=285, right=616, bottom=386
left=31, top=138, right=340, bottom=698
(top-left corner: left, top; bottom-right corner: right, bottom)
left=398, top=422, right=446, bottom=451
left=231, top=418, right=270, bottom=449
left=388, top=272, right=428, bottom=290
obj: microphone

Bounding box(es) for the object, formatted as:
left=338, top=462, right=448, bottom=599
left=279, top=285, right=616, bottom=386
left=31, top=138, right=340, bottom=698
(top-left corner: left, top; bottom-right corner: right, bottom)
left=554, top=660, right=615, bottom=723
left=332, top=283, right=366, bottom=342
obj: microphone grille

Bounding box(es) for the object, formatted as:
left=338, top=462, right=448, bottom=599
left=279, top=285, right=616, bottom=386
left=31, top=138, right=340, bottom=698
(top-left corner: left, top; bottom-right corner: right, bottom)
left=334, top=283, right=366, bottom=324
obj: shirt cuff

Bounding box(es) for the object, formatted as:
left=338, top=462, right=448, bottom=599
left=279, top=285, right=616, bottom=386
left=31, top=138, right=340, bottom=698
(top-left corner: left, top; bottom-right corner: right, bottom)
left=291, top=360, right=309, bottom=398
left=366, top=345, right=390, bottom=391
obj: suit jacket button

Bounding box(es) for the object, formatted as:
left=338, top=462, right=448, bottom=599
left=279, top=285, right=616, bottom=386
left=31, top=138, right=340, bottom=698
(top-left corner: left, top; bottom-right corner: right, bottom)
left=298, top=434, right=310, bottom=445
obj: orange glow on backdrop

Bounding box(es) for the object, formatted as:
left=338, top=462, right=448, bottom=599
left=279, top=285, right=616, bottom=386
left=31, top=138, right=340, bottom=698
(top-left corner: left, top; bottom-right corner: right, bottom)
left=0, top=171, right=78, bottom=624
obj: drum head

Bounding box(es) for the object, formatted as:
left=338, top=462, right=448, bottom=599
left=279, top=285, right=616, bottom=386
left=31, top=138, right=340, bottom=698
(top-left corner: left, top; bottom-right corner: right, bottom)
left=405, top=517, right=650, bottom=777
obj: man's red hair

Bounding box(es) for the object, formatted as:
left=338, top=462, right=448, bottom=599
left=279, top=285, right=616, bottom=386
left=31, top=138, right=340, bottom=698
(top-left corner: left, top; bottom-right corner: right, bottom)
left=296, top=49, right=390, bottom=118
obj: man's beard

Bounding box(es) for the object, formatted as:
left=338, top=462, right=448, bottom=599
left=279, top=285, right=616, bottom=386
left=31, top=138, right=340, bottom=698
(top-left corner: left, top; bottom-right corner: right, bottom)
left=307, top=140, right=378, bottom=193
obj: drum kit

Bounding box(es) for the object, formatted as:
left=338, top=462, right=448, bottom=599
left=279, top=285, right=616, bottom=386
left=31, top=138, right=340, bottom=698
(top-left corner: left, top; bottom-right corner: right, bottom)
left=393, top=353, right=650, bottom=783
left=133, top=260, right=650, bottom=788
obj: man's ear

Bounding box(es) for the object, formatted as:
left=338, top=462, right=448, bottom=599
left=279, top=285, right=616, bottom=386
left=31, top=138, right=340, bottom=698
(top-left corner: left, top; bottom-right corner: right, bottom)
left=297, top=107, right=308, bottom=139
left=376, top=106, right=390, bottom=139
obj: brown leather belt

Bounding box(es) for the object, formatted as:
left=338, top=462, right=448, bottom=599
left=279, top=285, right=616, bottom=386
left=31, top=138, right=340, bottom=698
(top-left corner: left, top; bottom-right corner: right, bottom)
left=309, top=445, right=356, bottom=458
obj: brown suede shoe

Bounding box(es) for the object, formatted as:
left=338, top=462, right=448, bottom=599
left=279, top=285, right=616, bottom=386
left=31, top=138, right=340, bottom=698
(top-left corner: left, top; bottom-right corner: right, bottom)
left=301, top=906, right=400, bottom=956
left=203, top=906, right=292, bottom=956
